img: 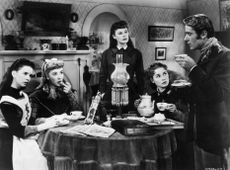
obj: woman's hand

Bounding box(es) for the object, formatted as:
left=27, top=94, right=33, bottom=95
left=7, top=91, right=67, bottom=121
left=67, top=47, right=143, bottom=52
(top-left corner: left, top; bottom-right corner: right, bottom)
left=166, top=104, right=177, bottom=113
left=61, top=81, right=72, bottom=94
left=134, top=99, right=141, bottom=108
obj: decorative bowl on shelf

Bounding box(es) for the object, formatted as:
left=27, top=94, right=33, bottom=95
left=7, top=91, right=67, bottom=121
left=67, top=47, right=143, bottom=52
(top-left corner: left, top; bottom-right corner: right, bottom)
left=137, top=106, right=154, bottom=117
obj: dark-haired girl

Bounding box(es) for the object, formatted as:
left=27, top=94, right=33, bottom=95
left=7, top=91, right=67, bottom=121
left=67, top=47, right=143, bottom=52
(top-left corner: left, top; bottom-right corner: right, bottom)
left=144, top=62, right=186, bottom=121
left=99, top=20, right=145, bottom=114
left=0, top=58, right=48, bottom=170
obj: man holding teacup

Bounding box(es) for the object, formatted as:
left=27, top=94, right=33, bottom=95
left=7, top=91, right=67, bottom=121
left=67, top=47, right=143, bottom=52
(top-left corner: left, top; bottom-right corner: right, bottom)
left=175, top=14, right=230, bottom=170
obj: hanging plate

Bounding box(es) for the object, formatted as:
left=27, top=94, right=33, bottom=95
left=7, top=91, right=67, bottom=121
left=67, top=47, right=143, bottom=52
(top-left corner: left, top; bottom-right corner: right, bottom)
left=70, top=13, right=78, bottom=23
left=5, top=9, right=14, bottom=20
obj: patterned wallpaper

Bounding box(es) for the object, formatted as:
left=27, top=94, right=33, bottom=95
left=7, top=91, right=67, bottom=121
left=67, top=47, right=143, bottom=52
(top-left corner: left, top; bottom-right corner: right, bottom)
left=1, top=0, right=222, bottom=75
left=187, top=0, right=220, bottom=31
left=0, top=0, right=188, bottom=75
left=120, top=5, right=186, bottom=71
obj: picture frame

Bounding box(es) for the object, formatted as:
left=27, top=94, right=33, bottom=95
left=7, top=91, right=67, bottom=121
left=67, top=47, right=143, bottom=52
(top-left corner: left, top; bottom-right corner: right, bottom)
left=155, top=47, right=167, bottom=60
left=148, top=26, right=174, bottom=41
left=220, top=0, right=230, bottom=31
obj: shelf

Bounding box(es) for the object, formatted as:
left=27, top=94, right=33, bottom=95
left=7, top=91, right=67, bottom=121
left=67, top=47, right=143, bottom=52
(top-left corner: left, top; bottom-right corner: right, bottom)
left=0, top=50, right=91, bottom=56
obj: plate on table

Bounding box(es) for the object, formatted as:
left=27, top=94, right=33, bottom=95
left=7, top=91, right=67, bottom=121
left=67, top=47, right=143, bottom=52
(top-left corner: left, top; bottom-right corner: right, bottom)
left=145, top=118, right=184, bottom=129
left=171, top=79, right=191, bottom=87
left=146, top=120, right=175, bottom=126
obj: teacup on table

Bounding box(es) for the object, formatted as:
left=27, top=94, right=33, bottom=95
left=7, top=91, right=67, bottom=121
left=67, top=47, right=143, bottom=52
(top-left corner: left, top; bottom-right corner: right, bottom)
left=71, top=111, right=83, bottom=117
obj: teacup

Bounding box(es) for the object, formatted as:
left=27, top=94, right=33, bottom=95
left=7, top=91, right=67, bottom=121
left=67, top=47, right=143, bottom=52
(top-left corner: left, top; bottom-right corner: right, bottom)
left=174, top=54, right=188, bottom=60
left=157, top=102, right=168, bottom=111
left=71, top=111, right=83, bottom=117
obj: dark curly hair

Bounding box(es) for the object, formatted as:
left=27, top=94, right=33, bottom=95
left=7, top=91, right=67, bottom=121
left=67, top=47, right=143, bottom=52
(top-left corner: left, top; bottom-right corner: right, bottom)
left=146, top=62, right=168, bottom=79
left=183, top=14, right=214, bottom=38
left=0, top=58, right=35, bottom=97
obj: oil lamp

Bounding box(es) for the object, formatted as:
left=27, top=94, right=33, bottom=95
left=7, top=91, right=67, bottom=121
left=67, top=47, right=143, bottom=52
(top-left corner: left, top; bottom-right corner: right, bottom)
left=111, top=54, right=130, bottom=115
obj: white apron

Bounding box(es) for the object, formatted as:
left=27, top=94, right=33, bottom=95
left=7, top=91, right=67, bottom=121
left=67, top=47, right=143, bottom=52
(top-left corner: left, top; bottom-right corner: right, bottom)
left=0, top=92, right=48, bottom=170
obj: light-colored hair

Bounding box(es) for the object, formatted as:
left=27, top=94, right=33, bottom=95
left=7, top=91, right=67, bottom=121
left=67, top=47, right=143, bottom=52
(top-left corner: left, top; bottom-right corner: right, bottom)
left=37, top=58, right=64, bottom=99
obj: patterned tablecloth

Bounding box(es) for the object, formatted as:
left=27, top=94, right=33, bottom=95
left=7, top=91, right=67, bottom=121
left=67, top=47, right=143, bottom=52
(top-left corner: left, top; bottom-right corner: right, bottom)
left=37, top=121, right=177, bottom=170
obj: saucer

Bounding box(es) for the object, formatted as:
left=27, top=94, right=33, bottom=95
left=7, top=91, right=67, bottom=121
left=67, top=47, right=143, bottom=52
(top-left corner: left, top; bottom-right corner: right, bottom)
left=171, top=80, right=191, bottom=87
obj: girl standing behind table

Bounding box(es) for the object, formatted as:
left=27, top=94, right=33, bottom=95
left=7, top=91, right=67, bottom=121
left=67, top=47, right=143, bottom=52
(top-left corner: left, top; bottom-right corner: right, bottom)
left=30, top=58, right=82, bottom=124
left=99, top=20, right=145, bottom=114
left=0, top=58, right=49, bottom=170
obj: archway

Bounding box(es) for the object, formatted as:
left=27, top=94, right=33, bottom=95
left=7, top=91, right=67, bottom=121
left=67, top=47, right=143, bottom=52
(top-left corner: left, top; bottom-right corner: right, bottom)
left=82, top=4, right=128, bottom=37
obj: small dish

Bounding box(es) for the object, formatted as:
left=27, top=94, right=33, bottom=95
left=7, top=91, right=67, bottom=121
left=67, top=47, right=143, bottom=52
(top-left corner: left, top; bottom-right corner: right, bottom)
left=171, top=79, right=191, bottom=87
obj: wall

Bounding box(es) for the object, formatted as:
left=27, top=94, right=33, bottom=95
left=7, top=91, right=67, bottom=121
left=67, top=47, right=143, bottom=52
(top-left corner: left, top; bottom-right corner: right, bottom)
left=187, top=0, right=220, bottom=31
left=0, top=0, right=22, bottom=50
left=0, top=0, right=187, bottom=75
left=120, top=5, right=186, bottom=74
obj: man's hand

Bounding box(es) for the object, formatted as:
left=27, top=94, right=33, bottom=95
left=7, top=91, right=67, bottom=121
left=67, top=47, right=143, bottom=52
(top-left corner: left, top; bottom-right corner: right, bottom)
left=174, top=54, right=196, bottom=72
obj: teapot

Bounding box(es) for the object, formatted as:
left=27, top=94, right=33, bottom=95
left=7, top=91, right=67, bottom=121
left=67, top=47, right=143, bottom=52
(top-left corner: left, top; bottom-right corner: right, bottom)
left=138, top=94, right=154, bottom=108
left=137, top=94, right=155, bottom=117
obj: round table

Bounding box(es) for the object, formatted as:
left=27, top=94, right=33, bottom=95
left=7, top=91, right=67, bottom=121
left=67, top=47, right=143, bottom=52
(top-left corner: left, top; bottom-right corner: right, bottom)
left=37, top=121, right=177, bottom=170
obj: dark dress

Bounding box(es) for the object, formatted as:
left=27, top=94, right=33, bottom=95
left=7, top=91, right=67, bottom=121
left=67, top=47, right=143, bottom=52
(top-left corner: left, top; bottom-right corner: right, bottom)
left=145, top=83, right=187, bottom=122
left=145, top=83, right=193, bottom=170
left=30, top=88, right=82, bottom=118
left=186, top=45, right=230, bottom=155
left=99, top=47, right=145, bottom=114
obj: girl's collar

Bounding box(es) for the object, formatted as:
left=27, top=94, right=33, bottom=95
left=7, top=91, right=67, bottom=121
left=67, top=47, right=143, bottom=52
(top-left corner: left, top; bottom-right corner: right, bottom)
left=117, top=44, right=128, bottom=50
left=157, top=85, right=171, bottom=96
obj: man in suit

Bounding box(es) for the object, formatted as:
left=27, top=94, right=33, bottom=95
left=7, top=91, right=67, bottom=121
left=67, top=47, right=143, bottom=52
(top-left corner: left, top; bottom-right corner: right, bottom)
left=175, top=14, right=230, bottom=170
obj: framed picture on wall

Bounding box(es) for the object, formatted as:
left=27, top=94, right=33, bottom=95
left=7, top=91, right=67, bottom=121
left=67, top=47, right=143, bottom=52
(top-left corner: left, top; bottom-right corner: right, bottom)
left=155, top=47, right=167, bottom=60
left=148, top=26, right=174, bottom=41
left=220, top=0, right=230, bottom=31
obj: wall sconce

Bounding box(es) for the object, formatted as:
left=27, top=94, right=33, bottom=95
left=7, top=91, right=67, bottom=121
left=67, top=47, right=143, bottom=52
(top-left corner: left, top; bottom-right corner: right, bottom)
left=4, top=9, right=14, bottom=20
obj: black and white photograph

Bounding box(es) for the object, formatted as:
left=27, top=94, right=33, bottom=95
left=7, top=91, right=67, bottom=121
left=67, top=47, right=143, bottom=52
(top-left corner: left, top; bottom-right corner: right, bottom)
left=155, top=47, right=167, bottom=60
left=0, top=1, right=229, bottom=170
left=148, top=26, right=175, bottom=41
